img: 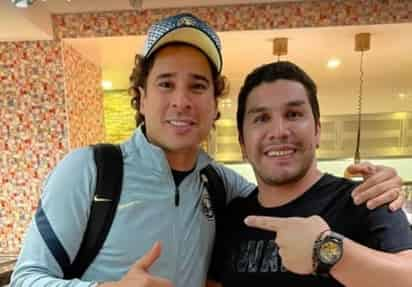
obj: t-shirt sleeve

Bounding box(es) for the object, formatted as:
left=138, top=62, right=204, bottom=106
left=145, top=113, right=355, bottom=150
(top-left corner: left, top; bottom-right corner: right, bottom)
left=363, top=206, right=412, bottom=253
left=210, top=163, right=256, bottom=204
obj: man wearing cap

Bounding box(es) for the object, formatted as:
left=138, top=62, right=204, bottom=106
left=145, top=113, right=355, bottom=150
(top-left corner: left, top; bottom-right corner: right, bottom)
left=11, top=13, right=404, bottom=287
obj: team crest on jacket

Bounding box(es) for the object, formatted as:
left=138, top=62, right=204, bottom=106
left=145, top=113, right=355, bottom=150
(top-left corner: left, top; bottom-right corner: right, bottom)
left=201, top=189, right=215, bottom=222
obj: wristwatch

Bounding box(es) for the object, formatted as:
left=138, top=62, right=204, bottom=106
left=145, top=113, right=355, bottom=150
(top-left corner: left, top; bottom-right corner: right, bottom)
left=313, top=231, right=344, bottom=275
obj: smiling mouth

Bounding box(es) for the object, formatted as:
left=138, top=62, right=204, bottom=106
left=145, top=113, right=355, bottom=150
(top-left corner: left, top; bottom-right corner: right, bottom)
left=167, top=120, right=195, bottom=127
left=265, top=149, right=295, bottom=157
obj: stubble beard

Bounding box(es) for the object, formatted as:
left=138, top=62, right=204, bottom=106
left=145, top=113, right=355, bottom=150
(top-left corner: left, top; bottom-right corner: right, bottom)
left=254, top=151, right=315, bottom=187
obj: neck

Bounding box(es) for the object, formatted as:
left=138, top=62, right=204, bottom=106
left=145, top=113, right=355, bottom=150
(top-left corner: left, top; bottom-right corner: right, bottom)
left=257, top=165, right=323, bottom=208
left=142, top=125, right=199, bottom=171
left=165, top=148, right=198, bottom=171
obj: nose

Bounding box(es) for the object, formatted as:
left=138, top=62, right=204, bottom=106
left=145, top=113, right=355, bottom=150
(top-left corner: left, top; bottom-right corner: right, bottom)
left=267, top=117, right=291, bottom=141
left=170, top=87, right=192, bottom=111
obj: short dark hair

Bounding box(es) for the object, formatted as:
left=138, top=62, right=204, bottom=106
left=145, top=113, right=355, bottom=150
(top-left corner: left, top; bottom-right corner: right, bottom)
left=129, top=43, right=228, bottom=127
left=236, top=61, right=319, bottom=140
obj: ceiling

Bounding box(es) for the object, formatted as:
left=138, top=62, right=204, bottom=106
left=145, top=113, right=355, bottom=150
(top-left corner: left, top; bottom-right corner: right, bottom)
left=66, top=22, right=412, bottom=117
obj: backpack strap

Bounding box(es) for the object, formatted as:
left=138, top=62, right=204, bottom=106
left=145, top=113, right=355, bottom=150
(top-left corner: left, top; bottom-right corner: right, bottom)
left=200, top=165, right=226, bottom=220
left=63, top=144, right=123, bottom=279
left=200, top=165, right=226, bottom=281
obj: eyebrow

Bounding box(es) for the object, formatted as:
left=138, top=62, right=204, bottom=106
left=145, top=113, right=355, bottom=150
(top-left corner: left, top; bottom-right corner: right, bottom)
left=155, top=73, right=210, bottom=85
left=246, top=100, right=306, bottom=115
left=191, top=74, right=210, bottom=85
left=155, top=73, right=174, bottom=80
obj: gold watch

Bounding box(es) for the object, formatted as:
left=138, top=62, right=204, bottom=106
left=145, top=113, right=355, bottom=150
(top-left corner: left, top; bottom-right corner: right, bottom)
left=313, top=231, right=344, bottom=275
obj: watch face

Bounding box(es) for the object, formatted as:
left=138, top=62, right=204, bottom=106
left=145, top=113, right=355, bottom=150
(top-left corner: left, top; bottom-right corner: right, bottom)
left=319, top=239, right=342, bottom=264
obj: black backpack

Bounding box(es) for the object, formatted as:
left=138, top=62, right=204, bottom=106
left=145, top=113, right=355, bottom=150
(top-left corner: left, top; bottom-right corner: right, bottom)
left=48, top=144, right=226, bottom=279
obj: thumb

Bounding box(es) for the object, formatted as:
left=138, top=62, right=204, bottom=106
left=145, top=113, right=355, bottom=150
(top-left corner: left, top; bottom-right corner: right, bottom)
left=345, top=162, right=375, bottom=177
left=134, top=241, right=162, bottom=272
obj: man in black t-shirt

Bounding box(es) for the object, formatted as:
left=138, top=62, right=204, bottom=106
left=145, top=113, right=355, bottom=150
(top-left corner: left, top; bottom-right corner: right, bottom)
left=208, top=61, right=412, bottom=287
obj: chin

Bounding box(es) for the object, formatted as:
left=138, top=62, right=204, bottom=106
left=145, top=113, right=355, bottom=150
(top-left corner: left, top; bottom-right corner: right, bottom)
left=166, top=141, right=199, bottom=152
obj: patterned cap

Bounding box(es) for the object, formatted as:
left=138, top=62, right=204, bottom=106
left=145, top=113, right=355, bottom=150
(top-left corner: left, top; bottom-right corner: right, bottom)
left=143, top=13, right=223, bottom=73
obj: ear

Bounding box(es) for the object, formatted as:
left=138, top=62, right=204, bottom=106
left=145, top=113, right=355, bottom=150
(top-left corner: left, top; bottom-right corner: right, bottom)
left=214, top=109, right=219, bottom=121
left=315, top=120, right=321, bottom=149
left=213, top=98, right=219, bottom=120
left=139, top=87, right=146, bottom=116
left=239, top=135, right=248, bottom=161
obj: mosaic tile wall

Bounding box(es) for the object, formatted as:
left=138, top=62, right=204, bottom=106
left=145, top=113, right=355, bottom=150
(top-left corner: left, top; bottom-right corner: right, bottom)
left=62, top=44, right=105, bottom=149
left=0, top=42, right=105, bottom=253
left=52, top=0, right=412, bottom=39
left=0, top=41, right=68, bottom=254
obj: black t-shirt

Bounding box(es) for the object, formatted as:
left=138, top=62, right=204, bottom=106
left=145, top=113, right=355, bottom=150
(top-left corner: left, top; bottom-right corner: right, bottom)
left=212, top=174, right=412, bottom=287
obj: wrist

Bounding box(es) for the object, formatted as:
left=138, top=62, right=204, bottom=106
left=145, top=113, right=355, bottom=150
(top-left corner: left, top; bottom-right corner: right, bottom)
left=313, top=230, right=344, bottom=276
left=312, top=229, right=331, bottom=272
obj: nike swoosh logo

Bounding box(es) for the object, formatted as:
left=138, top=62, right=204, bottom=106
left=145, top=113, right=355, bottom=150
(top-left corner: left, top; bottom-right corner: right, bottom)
left=93, top=195, right=113, bottom=202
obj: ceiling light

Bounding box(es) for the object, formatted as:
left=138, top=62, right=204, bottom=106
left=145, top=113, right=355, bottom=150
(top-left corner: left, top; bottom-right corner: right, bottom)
left=327, top=58, right=341, bottom=69
left=399, top=93, right=406, bottom=99
left=273, top=38, right=288, bottom=61
left=102, top=80, right=113, bottom=90
left=10, top=0, right=36, bottom=8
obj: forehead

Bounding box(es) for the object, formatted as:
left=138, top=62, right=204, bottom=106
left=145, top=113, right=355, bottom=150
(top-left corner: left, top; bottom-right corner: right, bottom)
left=149, top=44, right=213, bottom=77
left=246, top=79, right=309, bottom=110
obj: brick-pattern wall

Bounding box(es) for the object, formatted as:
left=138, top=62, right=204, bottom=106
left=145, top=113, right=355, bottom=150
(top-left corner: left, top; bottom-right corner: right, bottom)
left=103, top=90, right=135, bottom=144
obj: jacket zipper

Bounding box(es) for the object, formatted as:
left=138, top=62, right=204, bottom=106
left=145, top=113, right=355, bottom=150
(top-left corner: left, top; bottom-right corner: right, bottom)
left=174, top=187, right=180, bottom=207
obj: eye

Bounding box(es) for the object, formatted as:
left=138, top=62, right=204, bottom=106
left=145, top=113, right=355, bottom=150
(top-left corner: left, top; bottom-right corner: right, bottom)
left=286, top=111, right=302, bottom=120
left=253, top=114, right=270, bottom=124
left=191, top=82, right=208, bottom=92
left=158, top=81, right=173, bottom=89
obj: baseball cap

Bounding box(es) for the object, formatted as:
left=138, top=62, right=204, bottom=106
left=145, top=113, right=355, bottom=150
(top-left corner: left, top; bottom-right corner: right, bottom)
left=142, top=13, right=223, bottom=73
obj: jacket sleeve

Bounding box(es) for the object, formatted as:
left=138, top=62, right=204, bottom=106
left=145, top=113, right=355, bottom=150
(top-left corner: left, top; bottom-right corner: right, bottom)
left=210, top=163, right=256, bottom=204
left=11, top=148, right=98, bottom=287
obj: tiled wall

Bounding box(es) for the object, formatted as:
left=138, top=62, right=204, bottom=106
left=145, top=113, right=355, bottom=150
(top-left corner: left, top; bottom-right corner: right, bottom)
left=103, top=90, right=135, bottom=144
left=62, top=44, right=105, bottom=148
left=0, top=42, right=104, bottom=253
left=0, top=41, right=68, bottom=253
left=1, top=0, right=411, bottom=253
left=52, top=0, right=412, bottom=39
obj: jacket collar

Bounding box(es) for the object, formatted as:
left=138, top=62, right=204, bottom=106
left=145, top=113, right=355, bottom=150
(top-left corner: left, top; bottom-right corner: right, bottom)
left=125, top=125, right=213, bottom=174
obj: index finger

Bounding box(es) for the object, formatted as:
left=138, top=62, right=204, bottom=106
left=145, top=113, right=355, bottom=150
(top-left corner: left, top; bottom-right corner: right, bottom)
left=244, top=215, right=288, bottom=232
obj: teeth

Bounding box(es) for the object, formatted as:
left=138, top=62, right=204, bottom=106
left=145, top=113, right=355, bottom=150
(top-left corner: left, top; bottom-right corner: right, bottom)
left=266, top=150, right=294, bottom=157
left=169, top=120, right=191, bottom=127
